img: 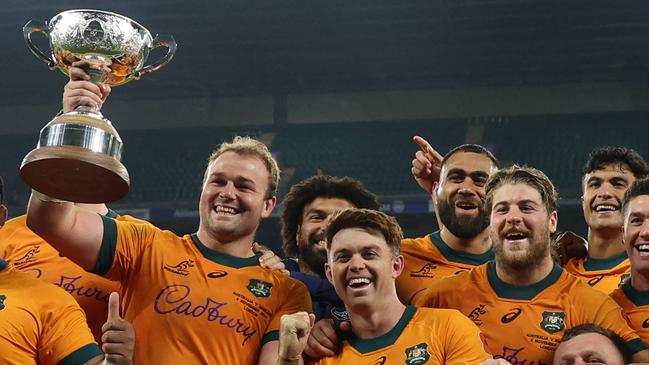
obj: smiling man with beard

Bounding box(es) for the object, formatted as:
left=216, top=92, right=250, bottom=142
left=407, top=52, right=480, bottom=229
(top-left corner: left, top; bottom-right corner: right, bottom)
left=396, top=140, right=499, bottom=304
left=415, top=166, right=649, bottom=365
left=280, top=175, right=380, bottom=320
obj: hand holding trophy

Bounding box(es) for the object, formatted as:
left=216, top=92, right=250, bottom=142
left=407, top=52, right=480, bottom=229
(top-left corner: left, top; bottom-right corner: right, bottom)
left=21, top=9, right=176, bottom=203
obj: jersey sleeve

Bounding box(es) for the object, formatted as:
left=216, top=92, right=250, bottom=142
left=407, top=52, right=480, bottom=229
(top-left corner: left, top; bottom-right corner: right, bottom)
left=442, top=309, right=492, bottom=364
left=580, top=286, right=647, bottom=354
left=263, top=277, right=313, bottom=344
left=91, top=215, right=157, bottom=282
left=38, top=286, right=102, bottom=365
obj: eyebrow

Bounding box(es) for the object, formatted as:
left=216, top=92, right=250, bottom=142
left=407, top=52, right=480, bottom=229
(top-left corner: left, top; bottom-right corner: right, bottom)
left=209, top=173, right=256, bottom=186
left=494, top=199, right=540, bottom=207
left=446, top=168, right=490, bottom=178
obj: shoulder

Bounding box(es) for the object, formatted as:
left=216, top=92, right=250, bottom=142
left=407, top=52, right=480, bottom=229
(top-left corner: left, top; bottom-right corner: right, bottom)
left=415, top=267, right=481, bottom=305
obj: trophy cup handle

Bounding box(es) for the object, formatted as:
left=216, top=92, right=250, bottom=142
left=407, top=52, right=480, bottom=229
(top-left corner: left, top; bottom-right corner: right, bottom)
left=23, top=20, right=57, bottom=69
left=134, top=34, right=177, bottom=78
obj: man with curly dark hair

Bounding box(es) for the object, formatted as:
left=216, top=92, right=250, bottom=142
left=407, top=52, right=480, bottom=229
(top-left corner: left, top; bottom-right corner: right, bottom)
left=280, top=175, right=380, bottom=320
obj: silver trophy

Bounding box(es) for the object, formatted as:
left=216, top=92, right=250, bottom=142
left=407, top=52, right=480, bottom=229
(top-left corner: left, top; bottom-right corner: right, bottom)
left=22, top=9, right=176, bottom=203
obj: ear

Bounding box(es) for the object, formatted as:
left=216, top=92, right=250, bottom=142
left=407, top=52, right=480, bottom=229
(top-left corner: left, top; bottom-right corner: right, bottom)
left=548, top=210, right=558, bottom=234
left=296, top=224, right=302, bottom=244
left=261, top=196, right=277, bottom=218
left=392, top=255, right=405, bottom=279
left=431, top=181, right=440, bottom=202
left=324, top=262, right=333, bottom=284
left=0, top=204, right=7, bottom=228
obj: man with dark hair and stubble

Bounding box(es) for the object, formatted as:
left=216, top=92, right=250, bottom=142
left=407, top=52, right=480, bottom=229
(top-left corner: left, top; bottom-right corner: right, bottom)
left=280, top=175, right=380, bottom=320
left=564, top=146, right=649, bottom=294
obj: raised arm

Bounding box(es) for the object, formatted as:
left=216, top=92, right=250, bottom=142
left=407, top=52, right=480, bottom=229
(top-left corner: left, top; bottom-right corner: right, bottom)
left=27, top=193, right=104, bottom=270
left=411, top=135, right=443, bottom=194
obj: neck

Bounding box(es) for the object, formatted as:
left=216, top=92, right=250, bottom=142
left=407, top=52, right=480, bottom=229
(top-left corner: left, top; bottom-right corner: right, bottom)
left=297, top=260, right=322, bottom=277
left=196, top=228, right=255, bottom=258
left=495, top=255, right=554, bottom=286
left=347, top=295, right=406, bottom=340
left=439, top=227, right=492, bottom=255
left=587, top=227, right=625, bottom=259
left=631, top=270, right=649, bottom=291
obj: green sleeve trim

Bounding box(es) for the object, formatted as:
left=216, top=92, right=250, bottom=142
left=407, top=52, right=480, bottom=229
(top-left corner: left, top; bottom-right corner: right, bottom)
left=91, top=215, right=118, bottom=276
left=262, top=330, right=279, bottom=344
left=56, top=343, right=102, bottom=365
left=104, top=208, right=119, bottom=219
left=625, top=338, right=647, bottom=355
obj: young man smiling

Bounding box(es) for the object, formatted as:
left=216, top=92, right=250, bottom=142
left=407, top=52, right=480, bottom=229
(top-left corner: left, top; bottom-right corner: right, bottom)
left=278, top=208, right=492, bottom=365
left=610, top=177, right=649, bottom=345
left=564, top=147, right=649, bottom=294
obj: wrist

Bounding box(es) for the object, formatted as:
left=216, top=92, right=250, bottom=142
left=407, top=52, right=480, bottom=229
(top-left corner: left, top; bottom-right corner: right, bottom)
left=277, top=355, right=300, bottom=365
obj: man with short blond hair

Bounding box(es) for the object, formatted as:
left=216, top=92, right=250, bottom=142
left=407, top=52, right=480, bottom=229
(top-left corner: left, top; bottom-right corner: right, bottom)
left=27, top=65, right=311, bottom=365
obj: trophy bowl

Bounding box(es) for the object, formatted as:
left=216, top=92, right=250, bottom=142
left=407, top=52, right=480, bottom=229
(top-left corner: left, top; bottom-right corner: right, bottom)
left=21, top=9, right=176, bottom=203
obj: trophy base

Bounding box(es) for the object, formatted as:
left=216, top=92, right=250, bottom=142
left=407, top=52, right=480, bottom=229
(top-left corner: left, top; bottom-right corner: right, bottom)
left=20, top=145, right=130, bottom=203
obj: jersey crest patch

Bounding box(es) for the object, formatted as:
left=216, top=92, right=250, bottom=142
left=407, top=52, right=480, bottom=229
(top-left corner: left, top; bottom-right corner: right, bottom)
left=247, top=279, right=272, bottom=298
left=540, top=311, right=565, bottom=334
left=330, top=307, right=349, bottom=321
left=405, top=343, right=430, bottom=364
left=0, top=294, right=5, bottom=311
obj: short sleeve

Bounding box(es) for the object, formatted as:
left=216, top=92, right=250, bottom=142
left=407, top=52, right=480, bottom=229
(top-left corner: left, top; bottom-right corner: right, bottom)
left=91, top=216, right=156, bottom=282
left=581, top=287, right=646, bottom=354
left=263, top=277, right=313, bottom=344
left=38, top=287, right=102, bottom=365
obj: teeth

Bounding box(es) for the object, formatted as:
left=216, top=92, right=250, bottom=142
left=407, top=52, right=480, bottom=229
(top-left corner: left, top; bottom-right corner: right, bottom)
left=594, top=205, right=617, bottom=212
left=348, top=278, right=370, bottom=286
left=506, top=233, right=527, bottom=240
left=215, top=206, right=237, bottom=215
left=637, top=245, right=649, bottom=252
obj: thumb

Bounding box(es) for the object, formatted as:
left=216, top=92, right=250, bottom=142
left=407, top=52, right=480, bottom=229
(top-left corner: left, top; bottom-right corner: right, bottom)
left=107, top=292, right=121, bottom=321
left=338, top=320, right=351, bottom=332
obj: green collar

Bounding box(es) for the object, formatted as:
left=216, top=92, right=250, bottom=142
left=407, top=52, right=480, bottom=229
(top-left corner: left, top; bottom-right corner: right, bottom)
left=487, top=261, right=563, bottom=300
left=583, top=251, right=628, bottom=271
left=0, top=258, right=7, bottom=272
left=104, top=209, right=119, bottom=219
left=621, top=280, right=649, bottom=306
left=430, top=231, right=494, bottom=265
left=190, top=234, right=262, bottom=268
left=348, top=306, right=416, bottom=353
